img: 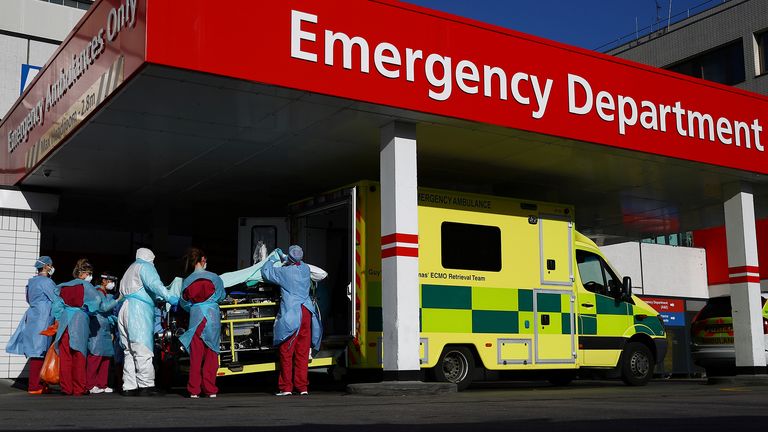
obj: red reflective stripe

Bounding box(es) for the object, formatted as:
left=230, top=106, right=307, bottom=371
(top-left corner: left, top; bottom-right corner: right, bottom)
left=381, top=233, right=418, bottom=246
left=729, top=275, right=761, bottom=283
left=728, top=266, right=760, bottom=274
left=381, top=247, right=419, bottom=258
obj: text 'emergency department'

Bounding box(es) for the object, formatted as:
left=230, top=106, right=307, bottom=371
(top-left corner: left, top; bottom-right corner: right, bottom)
left=290, top=9, right=764, bottom=152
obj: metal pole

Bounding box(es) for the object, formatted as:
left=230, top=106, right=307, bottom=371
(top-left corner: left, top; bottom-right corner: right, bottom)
left=667, top=0, right=673, bottom=31
left=635, top=16, right=639, bottom=41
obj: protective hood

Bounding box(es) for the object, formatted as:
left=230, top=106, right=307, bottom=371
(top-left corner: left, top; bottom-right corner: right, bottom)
left=136, top=248, right=155, bottom=263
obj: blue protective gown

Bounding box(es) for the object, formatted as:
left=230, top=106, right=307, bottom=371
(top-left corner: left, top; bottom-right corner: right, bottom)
left=6, top=275, right=58, bottom=358
left=53, top=279, right=104, bottom=354
left=111, top=301, right=124, bottom=364
left=261, top=258, right=322, bottom=350
left=88, top=289, right=118, bottom=357
left=120, top=258, right=177, bottom=353
left=178, top=270, right=226, bottom=353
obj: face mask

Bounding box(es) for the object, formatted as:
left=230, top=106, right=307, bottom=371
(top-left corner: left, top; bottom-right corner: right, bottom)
left=84, top=275, right=93, bottom=283
left=106, top=282, right=115, bottom=290
left=203, top=262, right=207, bottom=270
left=48, top=267, right=55, bottom=276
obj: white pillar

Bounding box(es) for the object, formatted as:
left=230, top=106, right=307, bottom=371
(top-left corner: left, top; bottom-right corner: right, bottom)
left=380, top=121, right=421, bottom=380
left=0, top=189, right=58, bottom=379
left=724, top=187, right=767, bottom=374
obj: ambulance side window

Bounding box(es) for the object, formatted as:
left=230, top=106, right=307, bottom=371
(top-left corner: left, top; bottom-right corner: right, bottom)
left=441, top=221, right=502, bottom=272
left=576, top=250, right=612, bottom=296
left=251, top=225, right=278, bottom=257
left=602, top=261, right=621, bottom=296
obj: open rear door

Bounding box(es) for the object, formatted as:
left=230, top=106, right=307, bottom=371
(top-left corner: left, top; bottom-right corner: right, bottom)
left=290, top=187, right=357, bottom=349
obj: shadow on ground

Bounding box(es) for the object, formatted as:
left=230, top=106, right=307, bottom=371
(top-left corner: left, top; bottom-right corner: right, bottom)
left=8, top=417, right=768, bottom=432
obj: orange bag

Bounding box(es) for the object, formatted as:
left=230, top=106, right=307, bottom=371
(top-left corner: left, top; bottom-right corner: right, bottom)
left=40, top=321, right=58, bottom=337
left=40, top=343, right=60, bottom=385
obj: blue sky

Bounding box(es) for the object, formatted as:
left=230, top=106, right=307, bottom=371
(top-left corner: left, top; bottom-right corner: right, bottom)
left=403, top=0, right=716, bottom=51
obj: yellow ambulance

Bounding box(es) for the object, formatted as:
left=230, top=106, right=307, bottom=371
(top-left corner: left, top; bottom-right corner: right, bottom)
left=258, top=181, right=667, bottom=389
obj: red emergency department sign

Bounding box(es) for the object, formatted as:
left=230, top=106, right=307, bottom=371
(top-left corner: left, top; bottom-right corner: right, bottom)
left=2, top=0, right=768, bottom=185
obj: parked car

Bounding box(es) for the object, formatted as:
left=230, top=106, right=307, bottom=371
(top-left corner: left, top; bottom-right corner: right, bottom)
left=690, top=295, right=768, bottom=376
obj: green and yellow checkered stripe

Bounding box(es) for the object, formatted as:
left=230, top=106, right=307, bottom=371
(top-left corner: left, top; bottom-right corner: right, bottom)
left=367, top=284, right=573, bottom=334
left=578, top=294, right=664, bottom=337
left=366, top=284, right=664, bottom=338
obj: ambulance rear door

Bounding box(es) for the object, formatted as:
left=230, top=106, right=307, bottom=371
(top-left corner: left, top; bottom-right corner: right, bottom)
left=289, top=187, right=357, bottom=349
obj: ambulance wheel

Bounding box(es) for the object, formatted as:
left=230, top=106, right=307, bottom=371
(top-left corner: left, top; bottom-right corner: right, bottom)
left=434, top=346, right=474, bottom=391
left=620, top=342, right=653, bottom=386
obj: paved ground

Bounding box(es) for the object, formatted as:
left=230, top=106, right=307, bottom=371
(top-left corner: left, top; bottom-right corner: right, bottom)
left=1, top=376, right=766, bottom=431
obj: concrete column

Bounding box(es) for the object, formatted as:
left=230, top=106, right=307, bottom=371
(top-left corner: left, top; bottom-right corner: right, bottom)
left=0, top=189, right=58, bottom=379
left=724, top=186, right=767, bottom=374
left=380, top=121, right=420, bottom=380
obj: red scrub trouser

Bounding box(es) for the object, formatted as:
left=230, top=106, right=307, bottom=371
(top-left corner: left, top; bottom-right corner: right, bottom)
left=187, top=318, right=219, bottom=396
left=278, top=306, right=311, bottom=393
left=86, top=355, right=111, bottom=390
left=28, top=358, right=44, bottom=392
left=59, top=330, right=87, bottom=396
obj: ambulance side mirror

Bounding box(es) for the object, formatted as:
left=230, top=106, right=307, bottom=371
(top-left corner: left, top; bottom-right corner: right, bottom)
left=621, top=276, right=632, bottom=300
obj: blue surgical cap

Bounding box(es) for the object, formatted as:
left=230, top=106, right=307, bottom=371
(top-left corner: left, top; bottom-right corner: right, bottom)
left=288, top=245, right=304, bottom=263
left=34, top=256, right=52, bottom=269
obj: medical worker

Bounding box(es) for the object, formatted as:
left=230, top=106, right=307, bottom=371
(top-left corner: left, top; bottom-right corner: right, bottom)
left=178, top=248, right=226, bottom=398
left=86, top=272, right=119, bottom=394
left=118, top=248, right=177, bottom=396
left=6, top=256, right=57, bottom=394
left=53, top=259, right=105, bottom=396
left=261, top=245, right=321, bottom=396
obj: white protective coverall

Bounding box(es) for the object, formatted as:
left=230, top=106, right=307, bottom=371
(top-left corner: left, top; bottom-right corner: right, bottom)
left=118, top=248, right=177, bottom=391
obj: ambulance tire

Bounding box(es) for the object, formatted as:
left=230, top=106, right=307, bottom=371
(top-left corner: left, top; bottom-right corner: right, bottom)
left=433, top=346, right=474, bottom=391
left=620, top=342, right=654, bottom=386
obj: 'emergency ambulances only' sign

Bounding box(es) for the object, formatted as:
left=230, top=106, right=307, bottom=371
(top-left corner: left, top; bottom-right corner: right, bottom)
left=0, top=0, right=145, bottom=185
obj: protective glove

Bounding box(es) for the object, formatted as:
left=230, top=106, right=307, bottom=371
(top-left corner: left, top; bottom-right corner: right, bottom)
left=275, top=248, right=287, bottom=263
left=167, top=296, right=180, bottom=307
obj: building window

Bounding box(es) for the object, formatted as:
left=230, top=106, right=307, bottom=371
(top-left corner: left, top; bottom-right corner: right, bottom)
left=665, top=39, right=745, bottom=86
left=641, top=232, right=693, bottom=247
left=757, top=30, right=768, bottom=76
left=39, top=0, right=93, bottom=10
left=441, top=222, right=501, bottom=272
